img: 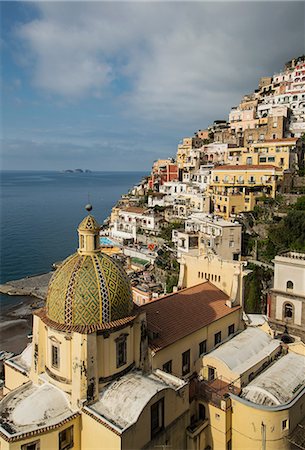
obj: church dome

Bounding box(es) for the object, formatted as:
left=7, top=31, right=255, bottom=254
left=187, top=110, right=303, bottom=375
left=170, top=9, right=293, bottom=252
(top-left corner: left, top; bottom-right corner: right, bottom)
left=46, top=212, right=133, bottom=330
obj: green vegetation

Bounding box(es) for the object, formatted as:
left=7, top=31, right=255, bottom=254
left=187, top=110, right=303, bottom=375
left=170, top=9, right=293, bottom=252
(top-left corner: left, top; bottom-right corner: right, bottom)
left=261, top=196, right=305, bottom=261
left=244, top=265, right=273, bottom=314
left=155, top=247, right=180, bottom=293
left=158, top=221, right=183, bottom=242
left=166, top=274, right=179, bottom=293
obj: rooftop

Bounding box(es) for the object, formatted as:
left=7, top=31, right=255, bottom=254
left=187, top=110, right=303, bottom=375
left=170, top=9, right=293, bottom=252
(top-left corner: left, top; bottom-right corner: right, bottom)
left=0, top=382, right=76, bottom=438
left=5, top=344, right=32, bottom=374
left=205, top=328, right=280, bottom=376
left=276, top=251, right=305, bottom=261
left=186, top=212, right=241, bottom=228
left=261, top=138, right=298, bottom=143
left=85, top=370, right=186, bottom=433
left=140, top=282, right=241, bottom=352
left=213, top=165, right=279, bottom=171
left=123, top=207, right=147, bottom=214
left=241, top=352, right=305, bottom=406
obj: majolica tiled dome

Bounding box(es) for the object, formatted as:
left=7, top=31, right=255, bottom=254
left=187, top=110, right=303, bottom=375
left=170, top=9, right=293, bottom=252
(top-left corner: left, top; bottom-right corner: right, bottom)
left=46, top=214, right=133, bottom=328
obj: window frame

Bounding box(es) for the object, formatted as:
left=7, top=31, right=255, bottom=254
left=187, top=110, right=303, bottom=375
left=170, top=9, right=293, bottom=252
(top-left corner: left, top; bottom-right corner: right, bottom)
left=59, top=425, right=74, bottom=450
left=21, top=441, right=40, bottom=450
left=162, top=360, right=172, bottom=374
left=228, top=324, right=235, bottom=336
left=116, top=334, right=128, bottom=368
left=214, top=331, right=221, bottom=346
left=51, top=344, right=60, bottom=369
left=199, top=340, right=207, bottom=357
left=151, top=398, right=164, bottom=439
left=182, top=349, right=191, bottom=376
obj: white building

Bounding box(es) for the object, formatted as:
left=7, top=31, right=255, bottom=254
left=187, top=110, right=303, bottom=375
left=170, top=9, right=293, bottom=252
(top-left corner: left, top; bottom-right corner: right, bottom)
left=172, top=212, right=242, bottom=260
left=268, top=251, right=305, bottom=343
left=111, top=207, right=163, bottom=241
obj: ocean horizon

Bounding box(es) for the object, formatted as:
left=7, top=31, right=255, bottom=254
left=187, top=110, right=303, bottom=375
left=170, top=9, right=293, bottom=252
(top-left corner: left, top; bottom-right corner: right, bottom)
left=0, top=170, right=146, bottom=288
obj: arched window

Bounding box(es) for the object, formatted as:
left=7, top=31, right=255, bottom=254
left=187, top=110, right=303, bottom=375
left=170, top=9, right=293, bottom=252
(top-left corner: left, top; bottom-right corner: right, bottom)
left=286, top=280, right=294, bottom=290
left=284, top=303, right=293, bottom=318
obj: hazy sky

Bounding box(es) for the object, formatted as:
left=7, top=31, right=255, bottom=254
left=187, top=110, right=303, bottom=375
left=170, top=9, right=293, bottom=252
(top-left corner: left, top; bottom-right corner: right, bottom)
left=2, top=1, right=305, bottom=171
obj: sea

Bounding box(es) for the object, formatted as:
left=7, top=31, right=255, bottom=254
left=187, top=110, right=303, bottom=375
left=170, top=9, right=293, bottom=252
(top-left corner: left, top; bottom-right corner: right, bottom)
left=0, top=170, right=146, bottom=311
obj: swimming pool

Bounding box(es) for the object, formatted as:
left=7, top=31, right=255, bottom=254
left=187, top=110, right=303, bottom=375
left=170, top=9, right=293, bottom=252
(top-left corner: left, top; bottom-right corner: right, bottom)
left=100, top=237, right=116, bottom=246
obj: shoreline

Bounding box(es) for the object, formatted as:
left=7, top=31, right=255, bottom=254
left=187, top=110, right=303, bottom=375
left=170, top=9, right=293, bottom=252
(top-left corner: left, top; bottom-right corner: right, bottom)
left=0, top=273, right=51, bottom=354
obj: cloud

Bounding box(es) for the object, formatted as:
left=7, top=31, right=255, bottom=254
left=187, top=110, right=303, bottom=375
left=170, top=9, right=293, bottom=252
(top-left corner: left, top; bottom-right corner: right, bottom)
left=14, top=1, right=304, bottom=125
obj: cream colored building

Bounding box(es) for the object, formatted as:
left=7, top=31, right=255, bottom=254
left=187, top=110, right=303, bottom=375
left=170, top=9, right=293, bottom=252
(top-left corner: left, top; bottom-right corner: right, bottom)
left=179, top=251, right=248, bottom=308
left=268, top=251, right=305, bottom=343
left=172, top=212, right=242, bottom=261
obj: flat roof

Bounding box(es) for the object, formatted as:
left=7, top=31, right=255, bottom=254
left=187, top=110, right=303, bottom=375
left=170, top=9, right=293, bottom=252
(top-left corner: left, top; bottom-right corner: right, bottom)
left=241, top=352, right=305, bottom=406
left=205, top=328, right=280, bottom=375
left=140, top=282, right=241, bottom=352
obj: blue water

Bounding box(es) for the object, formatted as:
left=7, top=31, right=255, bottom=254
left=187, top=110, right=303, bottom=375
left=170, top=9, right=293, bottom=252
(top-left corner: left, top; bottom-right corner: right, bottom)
left=0, top=171, right=146, bottom=292
left=100, top=237, right=118, bottom=246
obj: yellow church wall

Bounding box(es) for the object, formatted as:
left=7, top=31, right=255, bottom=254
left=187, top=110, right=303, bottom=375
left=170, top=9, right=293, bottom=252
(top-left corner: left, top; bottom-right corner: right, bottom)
left=3, top=365, right=29, bottom=394
left=151, top=309, right=242, bottom=379
left=1, top=416, right=81, bottom=450
left=81, top=411, right=121, bottom=450
left=96, top=324, right=135, bottom=382
left=122, top=386, right=189, bottom=450
left=30, top=314, right=48, bottom=384
left=45, top=327, right=72, bottom=382
left=231, top=394, right=305, bottom=450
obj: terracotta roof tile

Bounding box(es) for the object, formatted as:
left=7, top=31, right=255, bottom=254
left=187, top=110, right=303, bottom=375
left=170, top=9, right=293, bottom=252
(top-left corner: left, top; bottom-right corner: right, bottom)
left=140, top=282, right=241, bottom=352
left=123, top=207, right=146, bottom=214
left=34, top=307, right=137, bottom=334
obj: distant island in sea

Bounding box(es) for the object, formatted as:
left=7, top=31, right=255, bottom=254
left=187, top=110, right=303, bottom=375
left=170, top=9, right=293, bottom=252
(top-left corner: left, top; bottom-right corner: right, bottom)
left=62, top=169, right=92, bottom=173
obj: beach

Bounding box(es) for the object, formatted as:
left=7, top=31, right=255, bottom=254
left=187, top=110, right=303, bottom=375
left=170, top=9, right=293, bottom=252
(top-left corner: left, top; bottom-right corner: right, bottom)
left=0, top=273, right=50, bottom=353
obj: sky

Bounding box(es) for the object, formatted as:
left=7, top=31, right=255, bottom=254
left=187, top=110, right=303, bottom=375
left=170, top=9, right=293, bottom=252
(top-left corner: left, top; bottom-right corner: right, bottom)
left=1, top=1, right=305, bottom=171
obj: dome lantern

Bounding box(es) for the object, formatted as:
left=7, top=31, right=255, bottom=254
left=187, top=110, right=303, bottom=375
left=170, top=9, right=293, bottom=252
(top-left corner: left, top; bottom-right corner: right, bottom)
left=78, top=206, right=101, bottom=255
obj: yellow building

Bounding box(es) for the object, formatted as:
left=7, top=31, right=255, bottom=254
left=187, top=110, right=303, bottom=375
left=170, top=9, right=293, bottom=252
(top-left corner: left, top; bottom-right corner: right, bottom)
left=0, top=210, right=190, bottom=450
left=242, top=138, right=299, bottom=173
left=1, top=209, right=305, bottom=450
left=177, top=137, right=193, bottom=169
left=210, top=165, right=280, bottom=219
left=179, top=251, right=248, bottom=307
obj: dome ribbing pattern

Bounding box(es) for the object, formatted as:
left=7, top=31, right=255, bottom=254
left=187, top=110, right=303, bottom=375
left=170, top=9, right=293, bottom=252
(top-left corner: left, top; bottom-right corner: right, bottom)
left=46, top=251, right=133, bottom=327
left=46, top=210, right=133, bottom=328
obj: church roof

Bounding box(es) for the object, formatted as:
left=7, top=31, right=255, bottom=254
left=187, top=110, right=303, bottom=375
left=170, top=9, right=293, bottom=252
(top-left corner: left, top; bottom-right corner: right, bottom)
left=204, top=328, right=280, bottom=375
left=45, top=212, right=133, bottom=330
left=0, top=382, right=77, bottom=440
left=46, top=251, right=133, bottom=329
left=140, top=282, right=241, bottom=352
left=241, top=352, right=305, bottom=406
left=84, top=370, right=186, bottom=433
left=78, top=214, right=100, bottom=231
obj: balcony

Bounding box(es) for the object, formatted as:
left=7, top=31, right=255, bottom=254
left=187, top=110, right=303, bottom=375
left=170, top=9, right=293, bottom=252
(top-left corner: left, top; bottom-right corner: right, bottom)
left=189, top=376, right=241, bottom=407
left=186, top=418, right=209, bottom=439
